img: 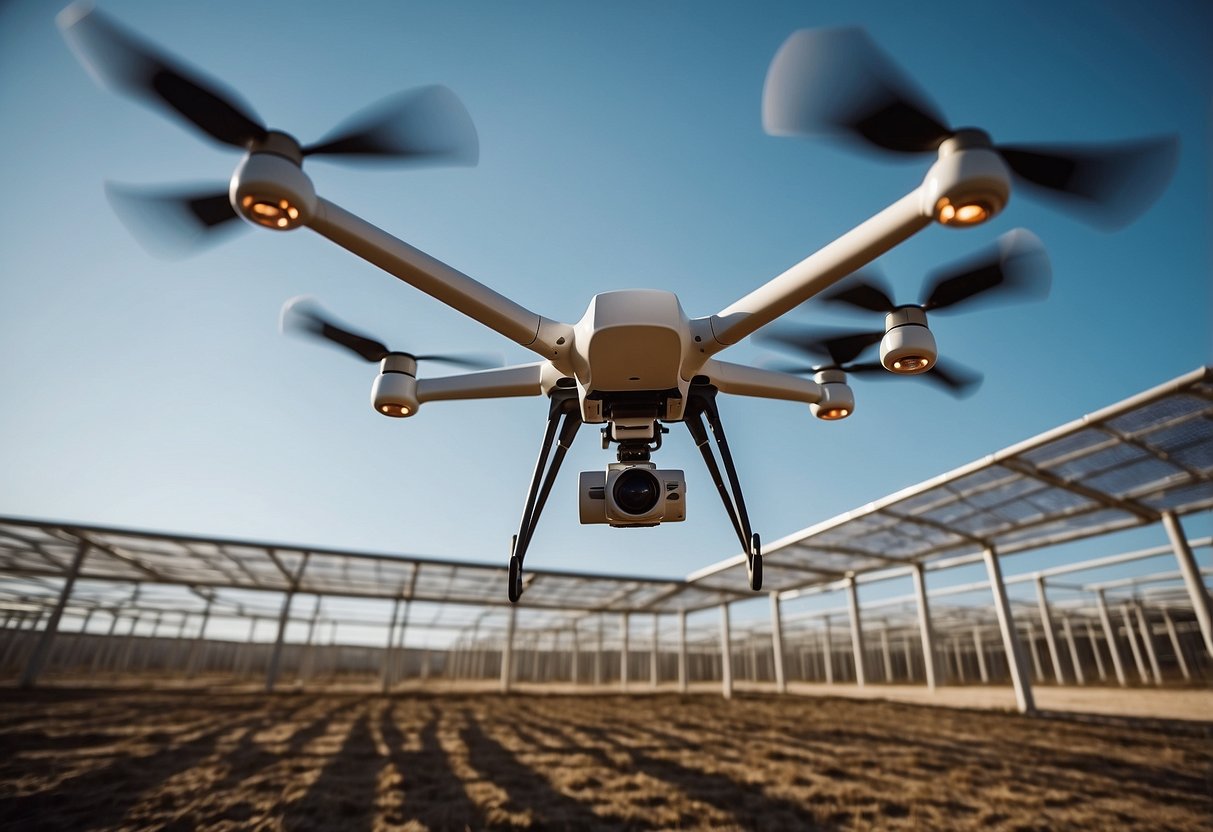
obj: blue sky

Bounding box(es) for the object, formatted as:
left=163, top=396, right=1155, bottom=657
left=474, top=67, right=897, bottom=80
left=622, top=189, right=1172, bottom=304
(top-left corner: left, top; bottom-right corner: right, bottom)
left=0, top=0, right=1209, bottom=604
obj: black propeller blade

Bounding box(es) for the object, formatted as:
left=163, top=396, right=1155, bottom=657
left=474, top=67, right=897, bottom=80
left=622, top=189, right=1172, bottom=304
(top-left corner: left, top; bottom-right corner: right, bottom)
left=763, top=27, right=1179, bottom=228
left=59, top=3, right=267, bottom=150
left=822, top=229, right=1051, bottom=316
left=60, top=4, right=479, bottom=251
left=760, top=327, right=982, bottom=398
left=303, top=86, right=478, bottom=167
left=281, top=297, right=500, bottom=370
left=105, top=182, right=242, bottom=257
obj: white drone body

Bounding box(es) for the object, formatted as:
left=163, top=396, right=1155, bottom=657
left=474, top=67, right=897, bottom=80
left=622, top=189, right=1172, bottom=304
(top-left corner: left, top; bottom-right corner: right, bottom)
left=231, top=130, right=1008, bottom=422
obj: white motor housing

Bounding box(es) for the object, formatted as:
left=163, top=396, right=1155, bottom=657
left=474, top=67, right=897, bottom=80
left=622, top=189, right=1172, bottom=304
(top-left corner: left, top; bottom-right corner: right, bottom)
left=880, top=307, right=937, bottom=374
left=371, top=353, right=419, bottom=417
left=810, top=368, right=855, bottom=420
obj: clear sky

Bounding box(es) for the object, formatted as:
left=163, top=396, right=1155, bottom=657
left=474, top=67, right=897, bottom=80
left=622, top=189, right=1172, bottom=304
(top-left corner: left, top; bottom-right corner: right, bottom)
left=1, top=0, right=1209, bottom=604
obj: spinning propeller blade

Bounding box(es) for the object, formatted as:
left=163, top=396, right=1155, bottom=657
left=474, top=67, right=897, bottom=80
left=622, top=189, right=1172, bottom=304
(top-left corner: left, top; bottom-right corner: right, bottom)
left=104, top=182, right=242, bottom=257
left=763, top=27, right=1178, bottom=228
left=921, top=228, right=1050, bottom=312
left=820, top=229, right=1050, bottom=317
left=59, top=3, right=266, bottom=149
left=758, top=327, right=982, bottom=399
left=303, top=86, right=479, bottom=167
left=281, top=298, right=500, bottom=369
left=282, top=298, right=390, bottom=362
left=60, top=4, right=479, bottom=251
left=820, top=270, right=897, bottom=314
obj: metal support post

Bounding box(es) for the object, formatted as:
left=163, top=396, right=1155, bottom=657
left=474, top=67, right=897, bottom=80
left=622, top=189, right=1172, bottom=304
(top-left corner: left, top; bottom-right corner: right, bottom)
left=881, top=624, right=894, bottom=683
left=984, top=546, right=1035, bottom=714
left=186, top=599, right=213, bottom=678
left=846, top=575, right=866, bottom=687
left=1133, top=603, right=1162, bottom=685
left=650, top=614, right=659, bottom=689
left=266, top=553, right=310, bottom=693
left=382, top=597, right=401, bottom=694
left=678, top=609, right=688, bottom=693
left=972, top=627, right=989, bottom=684
left=1162, top=511, right=1213, bottom=658
left=771, top=594, right=786, bottom=693
left=1161, top=608, right=1190, bottom=681
left=912, top=563, right=938, bottom=690
left=1084, top=622, right=1107, bottom=682
left=570, top=621, right=580, bottom=685
left=1025, top=622, right=1044, bottom=681
left=1061, top=616, right=1085, bottom=685
left=1096, top=589, right=1127, bottom=686
left=821, top=618, right=834, bottom=684
left=500, top=604, right=516, bottom=693
left=594, top=616, right=604, bottom=687
left=20, top=540, right=90, bottom=689
left=620, top=613, right=630, bottom=690
left=1035, top=575, right=1066, bottom=684
left=1121, top=604, right=1149, bottom=683
left=719, top=604, right=733, bottom=699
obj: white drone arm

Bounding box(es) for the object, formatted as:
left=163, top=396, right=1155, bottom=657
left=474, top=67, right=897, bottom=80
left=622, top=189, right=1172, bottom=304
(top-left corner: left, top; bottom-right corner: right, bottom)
left=416, top=362, right=557, bottom=405
left=698, top=359, right=822, bottom=404
left=701, top=188, right=931, bottom=353
left=308, top=198, right=573, bottom=365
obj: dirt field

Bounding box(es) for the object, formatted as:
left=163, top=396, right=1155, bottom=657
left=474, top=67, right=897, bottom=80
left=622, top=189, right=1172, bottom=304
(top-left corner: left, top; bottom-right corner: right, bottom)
left=1, top=689, right=1210, bottom=831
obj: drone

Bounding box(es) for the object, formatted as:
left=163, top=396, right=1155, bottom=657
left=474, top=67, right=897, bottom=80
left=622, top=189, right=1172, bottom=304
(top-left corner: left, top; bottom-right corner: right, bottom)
left=59, top=10, right=1178, bottom=602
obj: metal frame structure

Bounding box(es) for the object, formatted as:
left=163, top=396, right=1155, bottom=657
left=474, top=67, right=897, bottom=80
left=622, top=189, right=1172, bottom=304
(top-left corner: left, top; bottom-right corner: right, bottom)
left=2, top=368, right=1210, bottom=711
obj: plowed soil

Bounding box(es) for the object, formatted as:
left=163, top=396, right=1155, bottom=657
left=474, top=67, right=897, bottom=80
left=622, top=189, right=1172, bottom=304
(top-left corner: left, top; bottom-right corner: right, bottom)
left=1, top=689, right=1210, bottom=830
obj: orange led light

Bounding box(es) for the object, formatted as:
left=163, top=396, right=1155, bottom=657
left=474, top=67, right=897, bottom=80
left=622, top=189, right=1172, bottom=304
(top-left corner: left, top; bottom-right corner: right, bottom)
left=380, top=404, right=411, bottom=417
left=241, top=195, right=301, bottom=229
left=936, top=198, right=990, bottom=226
left=818, top=407, right=849, bottom=421
left=892, top=356, right=930, bottom=373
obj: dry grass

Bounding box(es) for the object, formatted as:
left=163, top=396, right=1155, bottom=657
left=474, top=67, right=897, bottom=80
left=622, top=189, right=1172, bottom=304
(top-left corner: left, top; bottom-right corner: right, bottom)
left=0, top=689, right=1210, bottom=830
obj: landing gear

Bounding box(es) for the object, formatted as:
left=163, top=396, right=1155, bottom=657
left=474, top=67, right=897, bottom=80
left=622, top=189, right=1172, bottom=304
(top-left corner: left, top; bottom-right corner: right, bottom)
left=747, top=533, right=763, bottom=591
left=506, top=389, right=582, bottom=602
left=508, top=548, right=523, bottom=603
left=686, top=384, right=764, bottom=593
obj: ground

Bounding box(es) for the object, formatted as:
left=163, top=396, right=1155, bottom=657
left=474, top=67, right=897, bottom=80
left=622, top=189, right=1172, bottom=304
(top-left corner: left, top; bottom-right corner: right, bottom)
left=0, top=689, right=1210, bottom=831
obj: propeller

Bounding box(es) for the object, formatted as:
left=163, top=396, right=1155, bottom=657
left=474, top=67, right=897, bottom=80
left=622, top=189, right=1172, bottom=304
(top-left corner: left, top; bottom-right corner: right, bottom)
left=761, top=327, right=983, bottom=398
left=762, top=28, right=1179, bottom=229
left=280, top=297, right=500, bottom=370
left=822, top=228, right=1051, bottom=316
left=59, top=3, right=478, bottom=253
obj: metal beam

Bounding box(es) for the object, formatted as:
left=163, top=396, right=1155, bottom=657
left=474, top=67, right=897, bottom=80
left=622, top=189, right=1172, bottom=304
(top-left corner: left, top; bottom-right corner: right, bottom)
left=1095, top=589, right=1127, bottom=686
left=19, top=540, right=89, bottom=689
left=678, top=609, right=688, bottom=693
left=912, top=563, right=938, bottom=691
left=719, top=604, right=733, bottom=699
left=770, top=593, right=786, bottom=694
left=846, top=575, right=866, bottom=687
left=984, top=546, right=1034, bottom=714
left=1162, top=511, right=1213, bottom=658
left=1035, top=575, right=1066, bottom=684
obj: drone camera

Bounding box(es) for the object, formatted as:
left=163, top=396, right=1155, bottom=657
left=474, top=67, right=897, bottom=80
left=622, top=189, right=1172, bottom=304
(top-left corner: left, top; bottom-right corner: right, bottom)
left=880, top=307, right=937, bottom=374
left=811, top=369, right=855, bottom=420
left=579, top=463, right=686, bottom=527
left=370, top=353, right=419, bottom=418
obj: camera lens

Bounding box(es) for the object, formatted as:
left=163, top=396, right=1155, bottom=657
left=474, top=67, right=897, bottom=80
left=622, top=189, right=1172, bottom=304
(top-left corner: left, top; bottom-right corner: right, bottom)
left=613, top=468, right=661, bottom=515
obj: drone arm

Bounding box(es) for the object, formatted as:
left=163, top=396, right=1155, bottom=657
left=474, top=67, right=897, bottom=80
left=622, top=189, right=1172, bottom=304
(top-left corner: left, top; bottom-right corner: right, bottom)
left=698, top=359, right=823, bottom=404
left=701, top=188, right=931, bottom=352
left=416, top=362, right=553, bottom=404
left=308, top=198, right=572, bottom=363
